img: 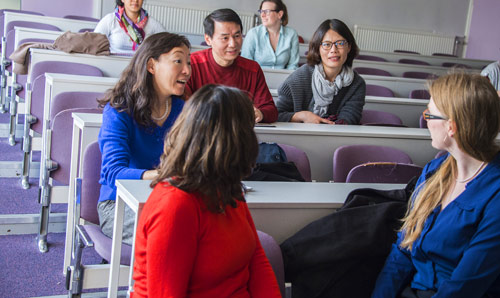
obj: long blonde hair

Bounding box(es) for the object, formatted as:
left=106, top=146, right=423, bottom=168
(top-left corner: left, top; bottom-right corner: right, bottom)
left=400, top=72, right=500, bottom=250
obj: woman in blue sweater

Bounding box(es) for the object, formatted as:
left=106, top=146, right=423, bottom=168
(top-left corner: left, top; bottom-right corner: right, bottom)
left=97, top=32, right=191, bottom=245
left=372, top=73, right=500, bottom=297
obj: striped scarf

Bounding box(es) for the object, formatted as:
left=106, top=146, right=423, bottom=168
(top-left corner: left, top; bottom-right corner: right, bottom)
left=115, top=6, right=148, bottom=50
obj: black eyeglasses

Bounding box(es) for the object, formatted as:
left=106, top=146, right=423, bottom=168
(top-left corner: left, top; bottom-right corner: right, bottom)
left=321, top=40, right=348, bottom=50
left=258, top=9, right=278, bottom=15
left=422, top=109, right=447, bottom=121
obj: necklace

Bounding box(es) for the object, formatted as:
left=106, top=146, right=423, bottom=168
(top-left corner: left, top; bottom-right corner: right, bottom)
left=151, top=99, right=170, bottom=121
left=456, top=161, right=485, bottom=183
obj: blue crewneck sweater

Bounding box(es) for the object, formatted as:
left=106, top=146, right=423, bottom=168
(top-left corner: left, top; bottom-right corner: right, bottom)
left=98, top=97, right=184, bottom=202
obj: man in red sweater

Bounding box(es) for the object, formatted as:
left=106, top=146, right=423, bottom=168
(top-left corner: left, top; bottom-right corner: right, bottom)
left=185, top=8, right=278, bottom=123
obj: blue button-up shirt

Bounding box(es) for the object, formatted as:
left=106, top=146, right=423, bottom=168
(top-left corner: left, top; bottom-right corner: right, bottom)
left=372, top=152, right=500, bottom=298
left=241, top=24, right=299, bottom=70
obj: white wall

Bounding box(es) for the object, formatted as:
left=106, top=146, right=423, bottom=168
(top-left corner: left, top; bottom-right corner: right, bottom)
left=0, top=0, right=20, bottom=9
left=121, top=0, right=471, bottom=42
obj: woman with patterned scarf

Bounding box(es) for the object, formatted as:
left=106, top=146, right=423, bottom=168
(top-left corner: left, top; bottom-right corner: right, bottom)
left=94, top=0, right=165, bottom=55
left=276, top=19, right=366, bottom=124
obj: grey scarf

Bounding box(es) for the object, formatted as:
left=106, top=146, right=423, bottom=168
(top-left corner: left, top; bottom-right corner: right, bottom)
left=312, top=64, right=354, bottom=117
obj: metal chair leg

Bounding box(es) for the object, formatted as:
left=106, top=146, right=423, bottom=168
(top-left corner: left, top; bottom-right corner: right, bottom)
left=37, top=188, right=50, bottom=253
left=21, top=114, right=36, bottom=189
left=66, top=225, right=92, bottom=297
left=8, top=81, right=22, bottom=146
left=0, top=68, right=7, bottom=114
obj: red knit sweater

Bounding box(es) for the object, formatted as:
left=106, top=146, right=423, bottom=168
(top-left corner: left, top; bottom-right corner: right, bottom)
left=132, top=182, right=282, bottom=298
left=185, top=48, right=278, bottom=123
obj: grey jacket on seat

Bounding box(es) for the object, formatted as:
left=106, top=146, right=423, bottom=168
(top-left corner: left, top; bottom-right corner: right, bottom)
left=276, top=64, right=366, bottom=124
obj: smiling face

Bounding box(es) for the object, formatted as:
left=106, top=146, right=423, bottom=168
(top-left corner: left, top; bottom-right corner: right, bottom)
left=319, top=29, right=351, bottom=75
left=122, top=0, right=144, bottom=19
left=148, top=45, right=191, bottom=100
left=427, top=97, right=450, bottom=150
left=260, top=1, right=283, bottom=28
left=205, top=21, right=243, bottom=67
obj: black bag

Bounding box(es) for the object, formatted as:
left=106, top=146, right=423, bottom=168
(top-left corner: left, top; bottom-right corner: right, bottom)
left=256, top=142, right=288, bottom=163
left=245, top=162, right=305, bottom=182
left=246, top=143, right=305, bottom=181
left=280, top=178, right=417, bottom=298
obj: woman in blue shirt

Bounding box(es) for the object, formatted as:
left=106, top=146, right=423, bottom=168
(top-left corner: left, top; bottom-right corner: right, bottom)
left=97, top=32, right=191, bottom=245
left=372, top=73, right=500, bottom=298
left=241, top=0, right=299, bottom=70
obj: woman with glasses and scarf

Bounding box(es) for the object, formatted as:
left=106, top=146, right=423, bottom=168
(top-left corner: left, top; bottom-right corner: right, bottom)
left=94, top=0, right=165, bottom=55
left=241, top=0, right=299, bottom=70
left=276, top=19, right=365, bottom=124
left=372, top=73, right=500, bottom=298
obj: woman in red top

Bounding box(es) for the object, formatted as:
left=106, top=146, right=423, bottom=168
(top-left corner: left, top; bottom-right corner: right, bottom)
left=132, top=84, right=282, bottom=298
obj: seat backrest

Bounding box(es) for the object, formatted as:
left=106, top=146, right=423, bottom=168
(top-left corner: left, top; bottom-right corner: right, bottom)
left=5, top=21, right=60, bottom=57
left=19, top=38, right=55, bottom=45
left=346, top=162, right=423, bottom=184
left=278, top=143, right=312, bottom=182
left=403, top=71, right=438, bottom=80
left=50, top=91, right=103, bottom=120
left=409, top=89, right=430, bottom=99
left=442, top=62, right=470, bottom=69
left=432, top=52, right=457, bottom=57
left=80, top=141, right=102, bottom=225
left=365, top=84, right=395, bottom=97
left=435, top=150, right=447, bottom=159
left=419, top=114, right=427, bottom=128
left=29, top=61, right=104, bottom=133
left=394, top=49, right=420, bottom=55
left=1, top=9, right=43, bottom=37
left=398, top=58, right=431, bottom=66
left=63, top=15, right=100, bottom=22
left=50, top=108, right=102, bottom=184
left=360, top=109, right=403, bottom=126
left=354, top=67, right=392, bottom=77
left=257, top=230, right=285, bottom=298
left=333, top=144, right=413, bottom=182
left=356, top=55, right=387, bottom=62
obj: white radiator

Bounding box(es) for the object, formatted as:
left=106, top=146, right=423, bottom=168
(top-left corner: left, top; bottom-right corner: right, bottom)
left=143, top=1, right=256, bottom=36
left=353, top=24, right=457, bottom=56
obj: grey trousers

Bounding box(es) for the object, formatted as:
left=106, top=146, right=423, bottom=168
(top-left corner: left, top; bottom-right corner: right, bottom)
left=97, top=200, right=136, bottom=246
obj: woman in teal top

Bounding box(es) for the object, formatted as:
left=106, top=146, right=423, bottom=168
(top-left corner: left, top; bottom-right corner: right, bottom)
left=241, top=0, right=299, bottom=70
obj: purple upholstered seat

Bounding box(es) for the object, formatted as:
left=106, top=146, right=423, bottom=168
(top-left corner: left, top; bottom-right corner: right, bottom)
left=66, top=140, right=132, bottom=296
left=257, top=230, right=285, bottom=297
left=278, top=143, right=312, bottom=181
left=4, top=21, right=60, bottom=62
left=402, top=71, right=438, bottom=80
left=435, top=150, right=447, bottom=159
left=398, top=58, right=431, bottom=66
left=394, top=50, right=420, bottom=55
left=432, top=53, right=457, bottom=57
left=360, top=109, right=403, bottom=126
left=333, top=144, right=413, bottom=182
left=37, top=108, right=103, bottom=252
left=356, top=55, right=387, bottom=62
left=409, top=89, right=430, bottom=99
left=442, top=62, right=470, bottom=69
left=49, top=94, right=104, bottom=184
left=354, top=67, right=392, bottom=77
left=419, top=114, right=427, bottom=129
left=29, top=61, right=103, bottom=134
left=79, top=141, right=132, bottom=265
left=63, top=15, right=100, bottom=22
left=366, top=84, right=395, bottom=97
left=346, top=162, right=423, bottom=183
left=0, top=9, right=43, bottom=38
